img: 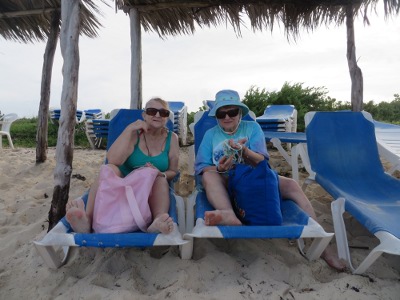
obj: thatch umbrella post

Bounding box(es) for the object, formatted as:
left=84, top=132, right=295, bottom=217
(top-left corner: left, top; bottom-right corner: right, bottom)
left=48, top=0, right=80, bottom=230
left=346, top=4, right=364, bottom=112
left=129, top=7, right=142, bottom=109
left=36, top=10, right=61, bottom=163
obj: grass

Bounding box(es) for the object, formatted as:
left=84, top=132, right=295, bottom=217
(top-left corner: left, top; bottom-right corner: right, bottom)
left=3, top=117, right=91, bottom=148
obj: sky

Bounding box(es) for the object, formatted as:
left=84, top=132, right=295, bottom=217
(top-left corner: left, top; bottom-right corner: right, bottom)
left=1, top=3, right=400, bottom=118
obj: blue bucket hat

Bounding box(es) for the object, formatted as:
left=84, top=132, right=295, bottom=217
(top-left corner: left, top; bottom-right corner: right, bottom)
left=209, top=89, right=249, bottom=117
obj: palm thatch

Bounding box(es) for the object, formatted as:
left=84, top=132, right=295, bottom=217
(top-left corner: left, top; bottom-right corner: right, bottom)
left=116, top=0, right=400, bottom=38
left=0, top=0, right=106, bottom=43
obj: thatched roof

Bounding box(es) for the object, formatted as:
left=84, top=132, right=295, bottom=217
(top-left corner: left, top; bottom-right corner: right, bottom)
left=0, top=0, right=106, bottom=43
left=117, top=0, right=400, bottom=37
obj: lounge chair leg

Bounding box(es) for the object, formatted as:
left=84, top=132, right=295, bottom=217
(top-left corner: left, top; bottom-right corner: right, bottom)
left=34, top=243, right=70, bottom=269
left=304, top=236, right=332, bottom=261
left=180, top=237, right=193, bottom=260
left=331, top=198, right=355, bottom=271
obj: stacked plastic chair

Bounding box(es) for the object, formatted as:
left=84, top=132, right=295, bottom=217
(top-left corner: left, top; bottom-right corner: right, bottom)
left=167, top=101, right=188, bottom=145
left=85, top=119, right=110, bottom=149
left=84, top=109, right=108, bottom=150
left=49, top=108, right=85, bottom=125
left=256, top=105, right=297, bottom=133
left=83, top=109, right=104, bottom=120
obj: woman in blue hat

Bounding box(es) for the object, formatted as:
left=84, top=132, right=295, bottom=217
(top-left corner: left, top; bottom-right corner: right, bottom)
left=195, top=89, right=346, bottom=271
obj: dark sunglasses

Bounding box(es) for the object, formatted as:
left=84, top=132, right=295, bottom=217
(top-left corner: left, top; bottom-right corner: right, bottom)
left=145, top=108, right=170, bottom=118
left=216, top=108, right=240, bottom=119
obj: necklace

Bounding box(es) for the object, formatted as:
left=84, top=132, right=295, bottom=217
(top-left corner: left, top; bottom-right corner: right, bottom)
left=143, top=132, right=167, bottom=157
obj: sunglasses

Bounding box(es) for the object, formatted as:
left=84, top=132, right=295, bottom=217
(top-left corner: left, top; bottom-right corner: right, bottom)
left=145, top=108, right=170, bottom=118
left=215, top=108, right=240, bottom=119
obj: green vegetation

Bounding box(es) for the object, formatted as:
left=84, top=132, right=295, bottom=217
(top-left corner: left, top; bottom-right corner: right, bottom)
left=242, top=83, right=399, bottom=132
left=4, top=118, right=90, bottom=148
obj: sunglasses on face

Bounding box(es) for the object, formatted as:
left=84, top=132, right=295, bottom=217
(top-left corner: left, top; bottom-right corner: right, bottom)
left=215, top=108, right=240, bottom=119
left=145, top=108, right=170, bottom=118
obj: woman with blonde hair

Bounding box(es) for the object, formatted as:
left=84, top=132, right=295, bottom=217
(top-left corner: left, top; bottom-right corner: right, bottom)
left=66, top=97, right=179, bottom=234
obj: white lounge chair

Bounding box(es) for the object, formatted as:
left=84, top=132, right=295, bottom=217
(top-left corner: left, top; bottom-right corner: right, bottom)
left=0, top=113, right=19, bottom=149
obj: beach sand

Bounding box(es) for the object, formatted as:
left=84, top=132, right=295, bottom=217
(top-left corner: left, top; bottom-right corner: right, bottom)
left=0, top=146, right=399, bottom=299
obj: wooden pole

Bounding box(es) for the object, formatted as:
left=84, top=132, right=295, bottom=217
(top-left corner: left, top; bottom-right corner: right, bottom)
left=130, top=7, right=142, bottom=109
left=48, top=0, right=80, bottom=230
left=346, top=4, right=363, bottom=112
left=36, top=10, right=60, bottom=163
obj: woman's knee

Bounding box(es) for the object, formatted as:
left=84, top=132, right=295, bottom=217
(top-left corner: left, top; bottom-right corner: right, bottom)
left=152, top=176, right=169, bottom=191
left=279, top=176, right=302, bottom=197
left=106, top=164, right=123, bottom=177
left=202, top=171, right=223, bottom=189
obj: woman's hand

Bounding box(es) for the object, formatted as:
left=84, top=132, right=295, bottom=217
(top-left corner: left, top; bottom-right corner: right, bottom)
left=217, top=155, right=235, bottom=172
left=128, top=119, right=148, bottom=134
left=228, top=138, right=247, bottom=150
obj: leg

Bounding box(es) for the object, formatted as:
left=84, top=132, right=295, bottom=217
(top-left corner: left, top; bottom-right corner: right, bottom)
left=202, top=171, right=241, bottom=226
left=147, top=176, right=174, bottom=234
left=66, top=164, right=121, bottom=233
left=278, top=176, right=347, bottom=271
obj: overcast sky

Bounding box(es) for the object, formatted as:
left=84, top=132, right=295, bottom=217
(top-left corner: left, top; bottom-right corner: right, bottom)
left=1, top=3, right=400, bottom=118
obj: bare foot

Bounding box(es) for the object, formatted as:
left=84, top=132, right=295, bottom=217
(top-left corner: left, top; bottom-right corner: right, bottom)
left=204, top=210, right=242, bottom=226
left=147, top=213, right=174, bottom=234
left=65, top=198, right=91, bottom=233
left=321, top=245, right=348, bottom=272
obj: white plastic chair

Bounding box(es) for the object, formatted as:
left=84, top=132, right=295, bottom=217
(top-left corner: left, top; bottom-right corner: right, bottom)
left=0, top=113, right=19, bottom=149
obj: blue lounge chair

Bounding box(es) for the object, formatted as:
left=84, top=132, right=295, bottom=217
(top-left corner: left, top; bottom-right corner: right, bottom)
left=34, top=109, right=186, bottom=269
left=306, top=111, right=400, bottom=274
left=203, top=100, right=215, bottom=110
left=180, top=110, right=333, bottom=261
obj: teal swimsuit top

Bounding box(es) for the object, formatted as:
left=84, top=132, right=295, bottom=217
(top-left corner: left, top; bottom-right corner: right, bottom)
left=119, top=131, right=171, bottom=177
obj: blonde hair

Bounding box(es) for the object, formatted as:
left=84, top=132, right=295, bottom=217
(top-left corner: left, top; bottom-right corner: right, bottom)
left=145, top=97, right=169, bottom=110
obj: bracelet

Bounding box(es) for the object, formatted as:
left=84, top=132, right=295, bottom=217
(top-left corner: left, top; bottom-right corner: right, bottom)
left=162, top=172, right=167, bottom=178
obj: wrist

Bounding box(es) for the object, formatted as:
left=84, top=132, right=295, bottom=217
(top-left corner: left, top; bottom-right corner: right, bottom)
left=243, top=146, right=250, bottom=159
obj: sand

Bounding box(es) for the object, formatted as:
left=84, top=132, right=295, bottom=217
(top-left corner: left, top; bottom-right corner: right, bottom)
left=0, top=146, right=399, bottom=299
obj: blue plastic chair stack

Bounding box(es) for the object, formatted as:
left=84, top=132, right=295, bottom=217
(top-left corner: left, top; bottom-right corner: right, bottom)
left=306, top=111, right=400, bottom=274
left=256, top=105, right=297, bottom=133
left=84, top=109, right=108, bottom=149
left=83, top=109, right=104, bottom=120
left=49, top=108, right=85, bottom=125
left=34, top=109, right=187, bottom=269
left=167, top=101, right=188, bottom=145
left=85, top=118, right=110, bottom=149
left=180, top=110, right=333, bottom=261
